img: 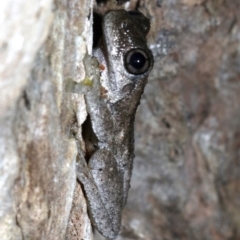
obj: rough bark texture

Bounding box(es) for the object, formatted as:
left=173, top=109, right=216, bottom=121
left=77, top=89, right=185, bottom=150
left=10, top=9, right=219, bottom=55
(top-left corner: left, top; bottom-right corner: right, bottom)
left=0, top=0, right=92, bottom=239
left=119, top=0, right=240, bottom=240
left=1, top=0, right=240, bottom=240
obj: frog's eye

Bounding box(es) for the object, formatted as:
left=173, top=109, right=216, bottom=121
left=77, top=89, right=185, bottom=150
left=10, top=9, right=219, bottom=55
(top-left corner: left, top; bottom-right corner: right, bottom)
left=124, top=48, right=152, bottom=75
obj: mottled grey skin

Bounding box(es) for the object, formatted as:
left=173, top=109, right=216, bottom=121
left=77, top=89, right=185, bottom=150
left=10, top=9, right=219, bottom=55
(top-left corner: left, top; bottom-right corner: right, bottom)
left=76, top=10, right=153, bottom=239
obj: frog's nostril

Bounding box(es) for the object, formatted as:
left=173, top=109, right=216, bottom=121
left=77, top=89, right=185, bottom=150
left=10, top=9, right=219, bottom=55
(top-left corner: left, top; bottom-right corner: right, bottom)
left=121, top=83, right=134, bottom=94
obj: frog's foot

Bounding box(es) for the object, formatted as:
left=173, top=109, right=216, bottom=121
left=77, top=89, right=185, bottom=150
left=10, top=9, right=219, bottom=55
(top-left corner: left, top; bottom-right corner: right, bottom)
left=83, top=55, right=101, bottom=97
left=65, top=54, right=101, bottom=95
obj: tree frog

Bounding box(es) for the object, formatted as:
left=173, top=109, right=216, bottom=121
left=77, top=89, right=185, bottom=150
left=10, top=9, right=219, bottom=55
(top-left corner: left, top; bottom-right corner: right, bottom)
left=75, top=10, right=154, bottom=239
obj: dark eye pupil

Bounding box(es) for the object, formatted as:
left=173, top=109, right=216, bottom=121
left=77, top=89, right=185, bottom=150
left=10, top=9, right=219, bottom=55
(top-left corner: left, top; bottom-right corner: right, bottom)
left=124, top=48, right=153, bottom=75
left=129, top=52, right=146, bottom=70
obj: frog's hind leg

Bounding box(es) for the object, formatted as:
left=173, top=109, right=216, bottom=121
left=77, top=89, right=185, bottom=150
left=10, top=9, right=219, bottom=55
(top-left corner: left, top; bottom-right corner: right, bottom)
left=76, top=149, right=123, bottom=239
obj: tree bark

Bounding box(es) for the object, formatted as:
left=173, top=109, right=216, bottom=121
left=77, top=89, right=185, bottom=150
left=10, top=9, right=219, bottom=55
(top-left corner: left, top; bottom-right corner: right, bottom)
left=1, top=0, right=240, bottom=240
left=122, top=0, right=240, bottom=240
left=0, top=0, right=92, bottom=239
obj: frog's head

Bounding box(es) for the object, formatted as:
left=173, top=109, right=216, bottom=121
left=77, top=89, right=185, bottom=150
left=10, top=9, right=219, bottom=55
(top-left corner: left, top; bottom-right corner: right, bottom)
left=94, top=10, right=154, bottom=104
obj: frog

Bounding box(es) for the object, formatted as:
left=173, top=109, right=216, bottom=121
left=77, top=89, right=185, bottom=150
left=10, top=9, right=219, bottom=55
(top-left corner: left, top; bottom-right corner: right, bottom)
left=74, top=9, right=154, bottom=239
